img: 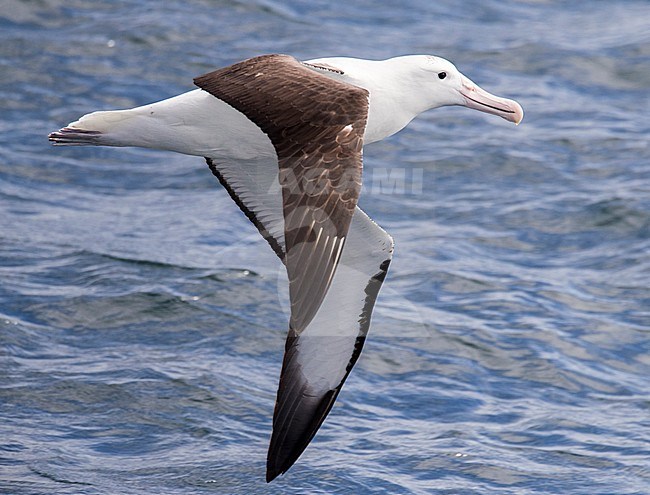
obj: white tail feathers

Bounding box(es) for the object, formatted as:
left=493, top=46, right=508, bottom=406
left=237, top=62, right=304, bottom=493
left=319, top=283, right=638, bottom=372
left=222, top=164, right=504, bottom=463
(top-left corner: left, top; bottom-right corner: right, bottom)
left=48, top=109, right=138, bottom=146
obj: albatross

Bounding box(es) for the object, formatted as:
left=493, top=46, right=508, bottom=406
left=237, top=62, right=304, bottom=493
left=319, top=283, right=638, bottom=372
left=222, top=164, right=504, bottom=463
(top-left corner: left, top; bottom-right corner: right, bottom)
left=48, top=54, right=523, bottom=481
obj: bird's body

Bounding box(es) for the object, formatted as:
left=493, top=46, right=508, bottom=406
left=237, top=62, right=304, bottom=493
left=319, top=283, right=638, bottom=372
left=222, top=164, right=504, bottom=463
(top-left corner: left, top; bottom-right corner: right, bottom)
left=49, top=54, right=523, bottom=481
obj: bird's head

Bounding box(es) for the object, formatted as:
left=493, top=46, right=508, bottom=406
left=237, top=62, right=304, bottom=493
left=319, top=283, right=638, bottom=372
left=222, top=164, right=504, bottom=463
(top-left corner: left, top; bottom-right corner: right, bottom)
left=402, top=55, right=524, bottom=125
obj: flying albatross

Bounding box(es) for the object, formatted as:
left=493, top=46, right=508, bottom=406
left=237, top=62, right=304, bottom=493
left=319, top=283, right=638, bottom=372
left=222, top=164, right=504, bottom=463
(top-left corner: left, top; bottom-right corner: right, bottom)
left=48, top=54, right=523, bottom=481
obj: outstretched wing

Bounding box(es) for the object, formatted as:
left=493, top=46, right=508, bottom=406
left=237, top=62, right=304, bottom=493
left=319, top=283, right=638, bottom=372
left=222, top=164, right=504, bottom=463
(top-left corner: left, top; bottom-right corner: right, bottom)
left=195, top=54, right=369, bottom=333
left=194, top=55, right=390, bottom=481
left=206, top=152, right=395, bottom=481
left=266, top=208, right=393, bottom=481
left=204, top=151, right=394, bottom=480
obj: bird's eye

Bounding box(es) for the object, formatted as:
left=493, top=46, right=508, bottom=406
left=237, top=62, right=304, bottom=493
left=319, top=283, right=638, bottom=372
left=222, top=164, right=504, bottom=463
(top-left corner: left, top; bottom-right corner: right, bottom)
left=438, top=72, right=447, bottom=80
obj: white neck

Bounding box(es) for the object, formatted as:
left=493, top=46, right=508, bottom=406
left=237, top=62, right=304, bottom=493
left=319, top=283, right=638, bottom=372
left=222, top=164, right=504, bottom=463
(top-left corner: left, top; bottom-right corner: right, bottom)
left=307, top=57, right=434, bottom=144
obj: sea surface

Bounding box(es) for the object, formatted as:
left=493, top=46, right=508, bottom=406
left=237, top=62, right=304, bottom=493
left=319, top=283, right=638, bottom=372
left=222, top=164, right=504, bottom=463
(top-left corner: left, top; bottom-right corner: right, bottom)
left=1, top=1, right=649, bottom=494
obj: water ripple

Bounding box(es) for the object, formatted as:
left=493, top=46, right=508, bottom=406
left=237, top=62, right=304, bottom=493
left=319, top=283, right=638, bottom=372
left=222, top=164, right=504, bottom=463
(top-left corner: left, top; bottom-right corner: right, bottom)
left=2, top=0, right=649, bottom=494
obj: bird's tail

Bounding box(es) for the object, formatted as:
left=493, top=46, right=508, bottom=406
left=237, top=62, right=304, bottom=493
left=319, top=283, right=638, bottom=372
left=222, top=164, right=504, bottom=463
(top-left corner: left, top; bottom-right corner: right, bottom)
left=48, top=109, right=139, bottom=147
left=48, top=127, right=104, bottom=146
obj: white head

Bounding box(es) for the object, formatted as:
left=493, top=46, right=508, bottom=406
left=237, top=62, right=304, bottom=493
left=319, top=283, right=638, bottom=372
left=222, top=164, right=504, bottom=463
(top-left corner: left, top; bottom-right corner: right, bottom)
left=308, top=54, right=524, bottom=143
left=394, top=55, right=524, bottom=124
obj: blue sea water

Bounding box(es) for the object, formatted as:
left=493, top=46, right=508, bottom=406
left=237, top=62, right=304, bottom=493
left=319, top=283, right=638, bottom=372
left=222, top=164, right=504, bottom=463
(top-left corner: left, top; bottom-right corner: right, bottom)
left=1, top=1, right=649, bottom=493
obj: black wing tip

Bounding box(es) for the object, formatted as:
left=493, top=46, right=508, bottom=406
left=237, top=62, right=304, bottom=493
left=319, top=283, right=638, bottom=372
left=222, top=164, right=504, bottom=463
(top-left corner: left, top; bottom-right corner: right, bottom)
left=266, top=470, right=278, bottom=483
left=266, top=459, right=288, bottom=483
left=266, top=358, right=340, bottom=483
left=265, top=433, right=300, bottom=482
left=265, top=443, right=304, bottom=482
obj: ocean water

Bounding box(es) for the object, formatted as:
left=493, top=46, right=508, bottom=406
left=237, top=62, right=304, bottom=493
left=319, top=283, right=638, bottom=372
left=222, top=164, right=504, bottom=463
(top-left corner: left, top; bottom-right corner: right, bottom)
left=1, top=0, right=649, bottom=494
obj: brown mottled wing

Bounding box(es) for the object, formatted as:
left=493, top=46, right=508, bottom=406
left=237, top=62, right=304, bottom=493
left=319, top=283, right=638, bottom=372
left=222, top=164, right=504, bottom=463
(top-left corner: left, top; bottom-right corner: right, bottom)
left=194, top=54, right=369, bottom=333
